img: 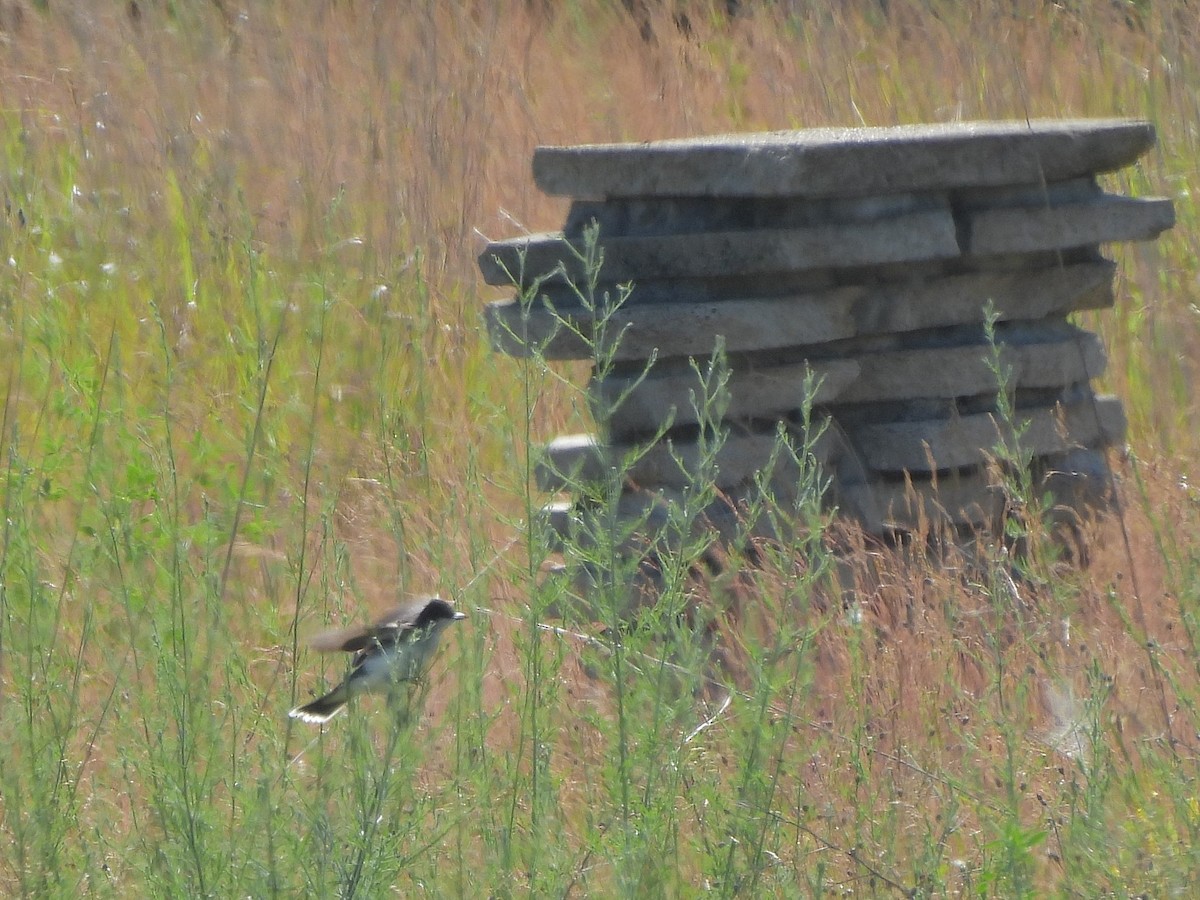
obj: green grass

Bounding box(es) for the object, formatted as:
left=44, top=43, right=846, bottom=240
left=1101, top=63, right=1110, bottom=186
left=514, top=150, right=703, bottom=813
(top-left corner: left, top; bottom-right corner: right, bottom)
left=2, top=0, right=1200, bottom=895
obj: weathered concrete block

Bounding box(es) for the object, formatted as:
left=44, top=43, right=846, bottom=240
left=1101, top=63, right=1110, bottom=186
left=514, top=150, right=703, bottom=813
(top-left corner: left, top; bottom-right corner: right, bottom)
left=597, top=358, right=859, bottom=436
left=847, top=395, right=1126, bottom=472
left=836, top=432, right=1124, bottom=535
left=485, top=120, right=1170, bottom=553
left=486, top=286, right=864, bottom=360
left=952, top=176, right=1101, bottom=208
left=536, top=426, right=838, bottom=493
left=837, top=327, right=1106, bottom=404
left=542, top=443, right=1118, bottom=544
left=840, top=470, right=1007, bottom=533
left=537, top=433, right=609, bottom=487
left=541, top=488, right=752, bottom=556
left=486, top=261, right=1115, bottom=361
left=964, top=194, right=1174, bottom=255
left=478, top=206, right=961, bottom=287
left=540, top=495, right=674, bottom=557
left=532, top=119, right=1155, bottom=199
left=561, top=176, right=1105, bottom=238
left=563, top=191, right=943, bottom=238
left=831, top=381, right=1096, bottom=427
left=595, top=326, right=1102, bottom=436
left=1035, top=447, right=1117, bottom=516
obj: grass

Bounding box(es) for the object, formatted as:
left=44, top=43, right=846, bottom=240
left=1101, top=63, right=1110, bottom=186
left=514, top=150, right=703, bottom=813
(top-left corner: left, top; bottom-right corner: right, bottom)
left=2, top=0, right=1200, bottom=894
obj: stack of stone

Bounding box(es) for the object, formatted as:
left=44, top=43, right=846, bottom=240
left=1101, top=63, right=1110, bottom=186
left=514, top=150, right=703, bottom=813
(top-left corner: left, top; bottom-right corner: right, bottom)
left=478, top=120, right=1173, bottom=553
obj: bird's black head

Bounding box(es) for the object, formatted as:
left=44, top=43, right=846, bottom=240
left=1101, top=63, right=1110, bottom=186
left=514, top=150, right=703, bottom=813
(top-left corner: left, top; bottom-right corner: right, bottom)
left=413, top=597, right=466, bottom=629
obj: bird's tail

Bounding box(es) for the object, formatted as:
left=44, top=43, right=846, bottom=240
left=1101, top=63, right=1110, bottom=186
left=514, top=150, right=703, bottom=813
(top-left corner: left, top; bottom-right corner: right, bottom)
left=289, top=684, right=349, bottom=724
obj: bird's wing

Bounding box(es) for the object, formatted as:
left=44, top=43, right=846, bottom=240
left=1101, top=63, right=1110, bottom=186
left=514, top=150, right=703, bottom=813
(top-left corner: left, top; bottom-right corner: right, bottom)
left=306, top=599, right=433, bottom=653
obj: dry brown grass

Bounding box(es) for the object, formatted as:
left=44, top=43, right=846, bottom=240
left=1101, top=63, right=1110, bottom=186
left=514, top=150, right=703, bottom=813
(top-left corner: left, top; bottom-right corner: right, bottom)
left=3, top=0, right=1199, bottom=892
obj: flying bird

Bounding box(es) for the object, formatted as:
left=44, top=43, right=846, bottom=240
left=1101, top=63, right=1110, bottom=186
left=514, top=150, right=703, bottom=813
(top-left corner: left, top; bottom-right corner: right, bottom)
left=289, top=596, right=466, bottom=724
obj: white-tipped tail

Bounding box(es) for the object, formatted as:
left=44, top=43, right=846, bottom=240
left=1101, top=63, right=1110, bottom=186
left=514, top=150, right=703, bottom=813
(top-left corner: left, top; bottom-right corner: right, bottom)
left=289, top=685, right=349, bottom=724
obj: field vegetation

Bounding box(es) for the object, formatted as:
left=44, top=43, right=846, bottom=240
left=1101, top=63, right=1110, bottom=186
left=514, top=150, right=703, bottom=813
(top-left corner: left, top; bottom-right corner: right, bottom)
left=2, top=0, right=1199, bottom=895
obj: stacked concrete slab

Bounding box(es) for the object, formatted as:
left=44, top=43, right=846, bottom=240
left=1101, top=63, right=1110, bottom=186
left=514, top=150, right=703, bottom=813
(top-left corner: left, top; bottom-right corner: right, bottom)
left=479, top=119, right=1173, bottom=553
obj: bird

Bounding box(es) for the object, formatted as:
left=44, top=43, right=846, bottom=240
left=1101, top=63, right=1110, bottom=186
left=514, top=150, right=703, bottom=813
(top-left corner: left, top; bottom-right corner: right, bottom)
left=289, top=596, right=466, bottom=724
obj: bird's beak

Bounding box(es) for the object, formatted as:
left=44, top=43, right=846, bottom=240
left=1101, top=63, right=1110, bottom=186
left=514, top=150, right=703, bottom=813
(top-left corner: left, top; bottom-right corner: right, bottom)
left=453, top=611, right=467, bottom=620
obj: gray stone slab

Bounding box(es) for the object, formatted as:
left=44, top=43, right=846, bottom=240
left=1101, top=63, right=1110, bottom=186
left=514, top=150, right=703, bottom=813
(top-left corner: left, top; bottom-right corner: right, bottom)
left=541, top=489, right=750, bottom=556
left=836, top=328, right=1106, bottom=404
left=505, top=269, right=847, bottom=310
left=563, top=190, right=946, bottom=238
left=546, top=469, right=1003, bottom=542
left=487, top=247, right=1102, bottom=314
left=1035, top=447, right=1116, bottom=517
left=538, top=433, right=610, bottom=487
left=541, top=500, right=653, bottom=557
left=536, top=427, right=838, bottom=493
left=478, top=206, right=961, bottom=287
left=839, top=471, right=1006, bottom=533
left=597, top=328, right=1103, bottom=436
left=838, top=264, right=1114, bottom=342
left=561, top=177, right=1102, bottom=238
left=597, top=358, right=860, bottom=436
left=486, top=261, right=1115, bottom=361
left=834, top=381, right=1095, bottom=427
left=532, top=119, right=1155, bottom=199
left=592, top=323, right=1104, bottom=435
left=965, top=195, right=1175, bottom=255
left=848, top=395, right=1126, bottom=472
left=843, top=441, right=1118, bottom=533
left=952, top=177, right=1102, bottom=209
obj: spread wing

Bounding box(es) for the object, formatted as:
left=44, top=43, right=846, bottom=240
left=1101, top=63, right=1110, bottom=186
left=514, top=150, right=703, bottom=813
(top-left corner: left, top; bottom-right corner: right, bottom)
left=306, top=599, right=433, bottom=653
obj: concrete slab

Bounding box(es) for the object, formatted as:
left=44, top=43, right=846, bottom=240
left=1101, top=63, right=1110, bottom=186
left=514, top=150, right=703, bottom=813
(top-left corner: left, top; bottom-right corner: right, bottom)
left=560, top=176, right=1100, bottom=238
left=480, top=194, right=1167, bottom=290
left=563, top=190, right=944, bottom=237
left=478, top=206, right=960, bottom=287
left=532, top=119, right=1155, bottom=199
left=837, top=328, right=1106, bottom=404
left=593, top=326, right=1103, bottom=436
left=540, top=489, right=749, bottom=556
left=536, top=426, right=838, bottom=493
left=848, top=395, right=1126, bottom=472
left=485, top=261, right=1115, bottom=361
left=597, top=358, right=860, bottom=436
left=840, top=470, right=1006, bottom=533
left=965, top=195, right=1175, bottom=255
left=1035, top=447, right=1116, bottom=517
